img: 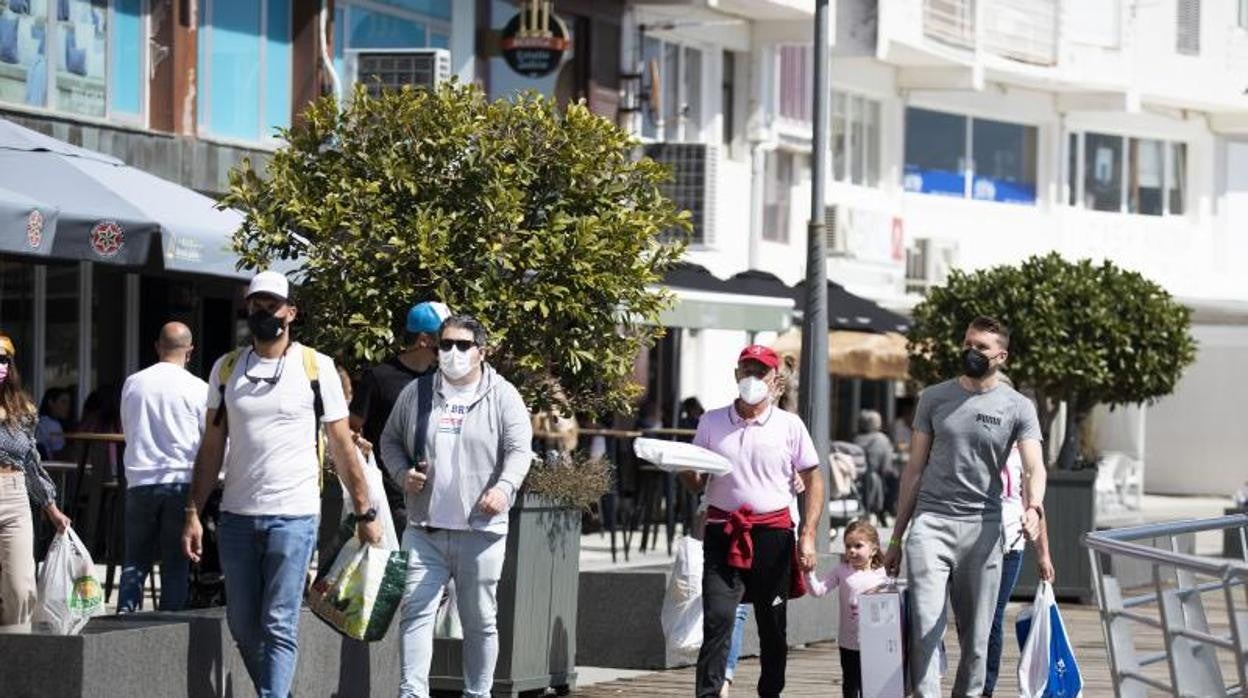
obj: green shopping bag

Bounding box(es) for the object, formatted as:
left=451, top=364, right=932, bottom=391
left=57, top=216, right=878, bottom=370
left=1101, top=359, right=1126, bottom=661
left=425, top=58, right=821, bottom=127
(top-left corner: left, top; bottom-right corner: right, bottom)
left=307, top=521, right=409, bottom=642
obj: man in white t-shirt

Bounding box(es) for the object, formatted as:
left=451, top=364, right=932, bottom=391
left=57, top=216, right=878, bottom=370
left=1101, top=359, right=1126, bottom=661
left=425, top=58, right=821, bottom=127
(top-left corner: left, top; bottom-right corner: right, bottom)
left=181, top=271, right=381, bottom=698
left=380, top=314, right=533, bottom=698
left=117, top=322, right=207, bottom=613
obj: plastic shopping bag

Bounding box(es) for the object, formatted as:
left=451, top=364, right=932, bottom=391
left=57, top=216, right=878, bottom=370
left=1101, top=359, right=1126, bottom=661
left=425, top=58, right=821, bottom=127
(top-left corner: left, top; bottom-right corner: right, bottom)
left=307, top=520, right=409, bottom=641
left=1017, top=581, right=1084, bottom=698
left=434, top=580, right=463, bottom=640
left=338, top=450, right=400, bottom=550
left=660, top=536, right=704, bottom=664
left=33, top=527, right=105, bottom=635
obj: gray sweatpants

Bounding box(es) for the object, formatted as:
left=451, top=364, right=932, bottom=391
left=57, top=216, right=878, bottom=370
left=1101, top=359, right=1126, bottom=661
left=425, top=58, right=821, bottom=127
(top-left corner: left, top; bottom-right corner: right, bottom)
left=905, top=512, right=1003, bottom=697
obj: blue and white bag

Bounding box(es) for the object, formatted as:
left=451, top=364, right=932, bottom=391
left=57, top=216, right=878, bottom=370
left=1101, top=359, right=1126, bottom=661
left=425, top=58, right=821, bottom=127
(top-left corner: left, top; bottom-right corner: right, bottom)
left=1017, top=581, right=1083, bottom=698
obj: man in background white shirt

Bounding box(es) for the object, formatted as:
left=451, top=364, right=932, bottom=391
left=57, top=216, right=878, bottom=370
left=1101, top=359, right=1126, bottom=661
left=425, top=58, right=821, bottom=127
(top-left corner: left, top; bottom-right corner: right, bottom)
left=117, top=322, right=207, bottom=613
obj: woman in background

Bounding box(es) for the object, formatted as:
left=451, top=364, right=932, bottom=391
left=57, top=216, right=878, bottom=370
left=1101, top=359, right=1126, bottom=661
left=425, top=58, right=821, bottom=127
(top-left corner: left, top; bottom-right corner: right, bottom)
left=0, top=333, right=71, bottom=630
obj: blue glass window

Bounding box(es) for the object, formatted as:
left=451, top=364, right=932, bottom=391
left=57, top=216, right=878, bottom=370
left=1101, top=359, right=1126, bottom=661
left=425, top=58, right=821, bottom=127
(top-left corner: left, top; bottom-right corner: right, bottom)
left=265, top=0, right=292, bottom=137
left=348, top=7, right=426, bottom=49
left=904, top=108, right=967, bottom=198
left=372, top=0, right=451, bottom=21
left=110, top=0, right=142, bottom=117
left=199, top=0, right=292, bottom=143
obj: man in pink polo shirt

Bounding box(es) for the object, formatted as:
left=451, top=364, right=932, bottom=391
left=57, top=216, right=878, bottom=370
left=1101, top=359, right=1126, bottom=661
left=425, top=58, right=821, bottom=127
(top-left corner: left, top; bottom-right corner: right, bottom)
left=682, top=345, right=824, bottom=698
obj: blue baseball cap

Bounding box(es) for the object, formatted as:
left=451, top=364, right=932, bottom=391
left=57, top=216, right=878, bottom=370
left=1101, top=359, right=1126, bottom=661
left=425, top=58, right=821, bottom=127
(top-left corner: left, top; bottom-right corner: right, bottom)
left=406, top=301, right=451, bottom=334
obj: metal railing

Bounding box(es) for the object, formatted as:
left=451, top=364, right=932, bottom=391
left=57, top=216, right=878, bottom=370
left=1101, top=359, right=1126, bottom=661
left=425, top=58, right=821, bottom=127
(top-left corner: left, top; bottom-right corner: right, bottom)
left=1084, top=515, right=1248, bottom=697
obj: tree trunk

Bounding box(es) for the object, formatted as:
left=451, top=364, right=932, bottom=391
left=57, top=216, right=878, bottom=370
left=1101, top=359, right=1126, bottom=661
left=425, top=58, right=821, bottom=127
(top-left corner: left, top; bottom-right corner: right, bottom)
left=1057, top=402, right=1081, bottom=471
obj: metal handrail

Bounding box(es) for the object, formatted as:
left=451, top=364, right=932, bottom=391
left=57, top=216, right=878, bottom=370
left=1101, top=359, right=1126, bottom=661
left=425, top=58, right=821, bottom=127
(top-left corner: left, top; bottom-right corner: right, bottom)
left=1083, top=514, right=1248, bottom=697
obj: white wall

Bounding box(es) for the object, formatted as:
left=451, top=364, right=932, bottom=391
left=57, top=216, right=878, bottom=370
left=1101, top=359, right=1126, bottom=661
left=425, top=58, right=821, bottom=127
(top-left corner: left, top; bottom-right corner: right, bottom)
left=679, top=327, right=749, bottom=409
left=1144, top=324, right=1248, bottom=496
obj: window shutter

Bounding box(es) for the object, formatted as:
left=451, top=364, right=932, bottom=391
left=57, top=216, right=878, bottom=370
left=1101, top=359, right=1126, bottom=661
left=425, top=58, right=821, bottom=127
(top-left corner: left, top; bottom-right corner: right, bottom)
left=1176, top=0, right=1201, bottom=56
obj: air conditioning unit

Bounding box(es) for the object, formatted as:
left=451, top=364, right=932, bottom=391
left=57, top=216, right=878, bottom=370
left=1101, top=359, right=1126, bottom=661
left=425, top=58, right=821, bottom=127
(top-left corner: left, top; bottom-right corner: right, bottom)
left=823, top=205, right=849, bottom=256
left=905, top=237, right=957, bottom=294
left=346, top=49, right=452, bottom=97
left=643, top=143, right=719, bottom=245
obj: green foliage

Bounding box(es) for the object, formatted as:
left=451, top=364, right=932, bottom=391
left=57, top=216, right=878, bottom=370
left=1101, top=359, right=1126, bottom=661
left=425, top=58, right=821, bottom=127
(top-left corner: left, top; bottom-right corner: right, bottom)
left=223, top=82, right=688, bottom=415
left=908, top=252, right=1196, bottom=434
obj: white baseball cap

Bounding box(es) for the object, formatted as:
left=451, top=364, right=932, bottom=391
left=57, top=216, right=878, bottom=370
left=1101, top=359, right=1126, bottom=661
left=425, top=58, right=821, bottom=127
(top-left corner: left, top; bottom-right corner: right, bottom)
left=246, top=271, right=290, bottom=301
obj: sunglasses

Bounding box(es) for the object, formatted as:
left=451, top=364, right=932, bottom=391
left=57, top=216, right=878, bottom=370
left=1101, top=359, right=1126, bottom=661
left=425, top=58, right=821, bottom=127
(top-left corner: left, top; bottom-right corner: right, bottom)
left=243, top=349, right=286, bottom=385
left=438, top=339, right=477, bottom=352
left=0, top=355, right=9, bottom=365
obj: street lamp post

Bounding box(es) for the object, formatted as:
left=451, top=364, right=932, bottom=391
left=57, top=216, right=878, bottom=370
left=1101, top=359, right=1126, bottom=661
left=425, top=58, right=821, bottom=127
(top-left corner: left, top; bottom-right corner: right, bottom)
left=799, top=0, right=832, bottom=547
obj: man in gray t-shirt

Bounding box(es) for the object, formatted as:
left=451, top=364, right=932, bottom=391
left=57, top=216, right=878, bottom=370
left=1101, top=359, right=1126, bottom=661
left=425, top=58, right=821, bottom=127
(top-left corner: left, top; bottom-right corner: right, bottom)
left=882, top=316, right=1051, bottom=697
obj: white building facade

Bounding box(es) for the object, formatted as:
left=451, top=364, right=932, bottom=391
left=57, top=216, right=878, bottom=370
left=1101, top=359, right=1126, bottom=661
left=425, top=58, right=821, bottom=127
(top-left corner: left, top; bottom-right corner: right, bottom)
left=625, top=0, right=1248, bottom=496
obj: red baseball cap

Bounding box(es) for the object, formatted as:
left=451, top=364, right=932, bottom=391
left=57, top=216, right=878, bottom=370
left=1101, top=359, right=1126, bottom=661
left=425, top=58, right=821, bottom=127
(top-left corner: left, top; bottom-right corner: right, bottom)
left=738, top=345, right=780, bottom=370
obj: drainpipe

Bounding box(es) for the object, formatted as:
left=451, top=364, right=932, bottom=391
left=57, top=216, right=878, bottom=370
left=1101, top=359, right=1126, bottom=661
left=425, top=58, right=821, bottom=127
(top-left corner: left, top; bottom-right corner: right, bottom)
left=321, top=1, right=342, bottom=105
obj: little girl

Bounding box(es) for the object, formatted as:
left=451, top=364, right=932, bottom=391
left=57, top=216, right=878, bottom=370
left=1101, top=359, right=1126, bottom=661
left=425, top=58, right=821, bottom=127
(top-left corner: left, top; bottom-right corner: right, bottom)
left=806, top=518, right=888, bottom=698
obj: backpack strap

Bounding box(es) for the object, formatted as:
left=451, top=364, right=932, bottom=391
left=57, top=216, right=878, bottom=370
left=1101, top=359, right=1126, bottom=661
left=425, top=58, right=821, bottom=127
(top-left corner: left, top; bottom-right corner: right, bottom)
left=412, top=372, right=435, bottom=465
left=210, top=349, right=244, bottom=427
left=301, top=346, right=326, bottom=489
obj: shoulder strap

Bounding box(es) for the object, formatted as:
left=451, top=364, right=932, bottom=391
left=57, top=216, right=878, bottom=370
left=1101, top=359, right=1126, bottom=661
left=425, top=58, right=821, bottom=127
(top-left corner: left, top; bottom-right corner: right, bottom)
left=210, top=349, right=244, bottom=427
left=413, top=372, right=435, bottom=463
left=302, top=346, right=327, bottom=488
left=302, top=346, right=324, bottom=423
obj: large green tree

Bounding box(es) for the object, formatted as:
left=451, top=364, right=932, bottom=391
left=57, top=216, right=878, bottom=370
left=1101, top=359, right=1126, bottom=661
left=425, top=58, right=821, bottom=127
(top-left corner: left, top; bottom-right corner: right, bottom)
left=223, top=82, right=688, bottom=416
left=907, top=252, right=1196, bottom=468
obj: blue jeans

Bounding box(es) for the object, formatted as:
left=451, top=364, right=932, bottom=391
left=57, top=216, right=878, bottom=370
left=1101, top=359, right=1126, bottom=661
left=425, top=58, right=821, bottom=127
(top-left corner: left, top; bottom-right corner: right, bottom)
left=399, top=526, right=508, bottom=698
left=118, top=483, right=190, bottom=613
left=218, top=512, right=317, bottom=698
left=984, top=549, right=1024, bottom=696
left=724, top=604, right=750, bottom=682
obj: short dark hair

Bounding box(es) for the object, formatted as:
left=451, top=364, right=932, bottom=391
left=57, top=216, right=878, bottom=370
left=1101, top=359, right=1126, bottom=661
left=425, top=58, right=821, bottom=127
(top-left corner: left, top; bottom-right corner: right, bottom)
left=968, top=315, right=1010, bottom=349
left=440, top=314, right=488, bottom=348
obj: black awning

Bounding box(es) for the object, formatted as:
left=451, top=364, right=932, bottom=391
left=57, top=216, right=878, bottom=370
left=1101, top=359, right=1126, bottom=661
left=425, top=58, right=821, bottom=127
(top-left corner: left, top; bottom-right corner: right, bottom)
left=793, top=281, right=911, bottom=334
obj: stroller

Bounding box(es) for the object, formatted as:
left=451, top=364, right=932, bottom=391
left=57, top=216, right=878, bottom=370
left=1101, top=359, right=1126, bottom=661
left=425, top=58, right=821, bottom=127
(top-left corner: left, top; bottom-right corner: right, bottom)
left=827, top=441, right=885, bottom=538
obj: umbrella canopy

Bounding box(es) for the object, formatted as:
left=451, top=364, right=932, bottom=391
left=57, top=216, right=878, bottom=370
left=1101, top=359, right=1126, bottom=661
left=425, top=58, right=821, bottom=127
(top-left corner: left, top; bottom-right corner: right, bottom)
left=773, top=328, right=910, bottom=380
left=792, top=280, right=912, bottom=334
left=0, top=118, right=248, bottom=279
left=0, top=185, right=57, bottom=256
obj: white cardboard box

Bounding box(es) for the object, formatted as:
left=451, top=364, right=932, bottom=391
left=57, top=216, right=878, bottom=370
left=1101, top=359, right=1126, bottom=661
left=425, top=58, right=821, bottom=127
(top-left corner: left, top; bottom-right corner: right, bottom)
left=859, top=584, right=906, bottom=698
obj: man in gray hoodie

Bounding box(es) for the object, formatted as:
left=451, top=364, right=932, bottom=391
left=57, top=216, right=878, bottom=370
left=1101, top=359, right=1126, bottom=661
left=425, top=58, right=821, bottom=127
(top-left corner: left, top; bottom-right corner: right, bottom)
left=380, top=314, right=533, bottom=698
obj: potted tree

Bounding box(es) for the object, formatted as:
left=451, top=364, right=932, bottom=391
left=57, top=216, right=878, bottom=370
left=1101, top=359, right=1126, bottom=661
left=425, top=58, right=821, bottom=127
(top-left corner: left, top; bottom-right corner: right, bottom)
left=906, top=253, right=1196, bottom=599
left=223, top=82, right=687, bottom=694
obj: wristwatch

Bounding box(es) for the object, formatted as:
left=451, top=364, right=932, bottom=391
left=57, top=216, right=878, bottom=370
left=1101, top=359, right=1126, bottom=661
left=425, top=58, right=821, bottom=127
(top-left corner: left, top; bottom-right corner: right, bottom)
left=1027, top=504, right=1045, bottom=520
left=353, top=507, right=378, bottom=523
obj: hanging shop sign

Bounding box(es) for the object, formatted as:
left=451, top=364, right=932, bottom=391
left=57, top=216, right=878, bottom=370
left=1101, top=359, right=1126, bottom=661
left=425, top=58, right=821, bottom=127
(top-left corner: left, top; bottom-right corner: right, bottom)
left=500, top=0, right=570, bottom=78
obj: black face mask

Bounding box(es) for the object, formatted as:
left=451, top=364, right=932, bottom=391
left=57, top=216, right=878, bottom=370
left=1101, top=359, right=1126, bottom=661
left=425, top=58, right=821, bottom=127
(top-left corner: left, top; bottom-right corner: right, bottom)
left=962, top=348, right=993, bottom=379
left=248, top=309, right=286, bottom=342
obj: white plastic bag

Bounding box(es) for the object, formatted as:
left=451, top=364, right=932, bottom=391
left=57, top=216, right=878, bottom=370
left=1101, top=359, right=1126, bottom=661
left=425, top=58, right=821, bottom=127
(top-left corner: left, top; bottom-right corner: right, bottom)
left=339, top=450, right=399, bottom=550
left=33, top=527, right=104, bottom=635
left=660, top=536, right=704, bottom=664
left=1017, top=581, right=1055, bottom=697
left=434, top=580, right=463, bottom=640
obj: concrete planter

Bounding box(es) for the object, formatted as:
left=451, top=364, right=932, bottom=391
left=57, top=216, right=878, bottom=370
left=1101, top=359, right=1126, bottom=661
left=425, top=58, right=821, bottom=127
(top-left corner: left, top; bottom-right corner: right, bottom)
left=1014, top=467, right=1098, bottom=603
left=429, top=494, right=581, bottom=697
left=0, top=608, right=404, bottom=697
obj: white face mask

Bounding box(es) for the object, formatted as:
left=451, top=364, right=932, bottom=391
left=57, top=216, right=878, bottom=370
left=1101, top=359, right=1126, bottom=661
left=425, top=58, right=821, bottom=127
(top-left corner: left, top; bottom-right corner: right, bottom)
left=439, top=348, right=476, bottom=381
left=737, top=376, right=770, bottom=406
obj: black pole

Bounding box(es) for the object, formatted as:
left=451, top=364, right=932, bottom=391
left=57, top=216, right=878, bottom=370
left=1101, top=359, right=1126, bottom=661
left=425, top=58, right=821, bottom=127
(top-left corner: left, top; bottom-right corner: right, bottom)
left=799, top=0, right=831, bottom=551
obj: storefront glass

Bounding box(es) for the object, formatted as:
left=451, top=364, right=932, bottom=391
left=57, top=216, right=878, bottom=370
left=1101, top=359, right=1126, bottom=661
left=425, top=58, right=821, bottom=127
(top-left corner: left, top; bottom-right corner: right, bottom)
left=43, top=261, right=77, bottom=408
